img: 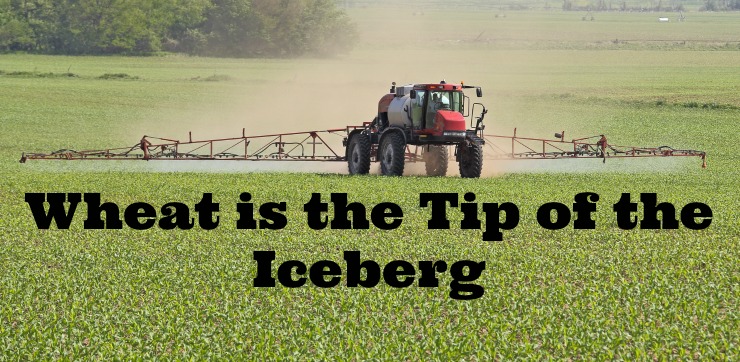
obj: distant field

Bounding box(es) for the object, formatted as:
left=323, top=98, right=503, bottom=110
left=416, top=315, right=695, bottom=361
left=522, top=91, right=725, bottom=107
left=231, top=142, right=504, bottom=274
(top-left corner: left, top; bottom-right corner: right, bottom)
left=1, top=8, right=738, bottom=359
left=349, top=8, right=740, bottom=49
left=344, top=0, right=716, bottom=12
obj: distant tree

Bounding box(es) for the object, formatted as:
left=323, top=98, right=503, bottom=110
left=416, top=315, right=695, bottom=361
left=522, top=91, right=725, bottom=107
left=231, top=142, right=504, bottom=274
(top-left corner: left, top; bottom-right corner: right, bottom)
left=161, top=0, right=210, bottom=52
left=0, top=7, right=34, bottom=50
left=0, top=0, right=356, bottom=57
left=0, top=0, right=52, bottom=51
left=702, top=0, right=719, bottom=10
left=196, top=0, right=357, bottom=57
left=0, top=0, right=205, bottom=54
left=277, top=0, right=357, bottom=57
left=196, top=0, right=261, bottom=56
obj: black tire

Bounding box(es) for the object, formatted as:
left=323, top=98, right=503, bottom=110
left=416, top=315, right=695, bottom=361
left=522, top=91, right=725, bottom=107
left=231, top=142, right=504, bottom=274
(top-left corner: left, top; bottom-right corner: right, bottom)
left=346, top=133, right=371, bottom=175
left=424, top=145, right=448, bottom=177
left=459, top=140, right=483, bottom=178
left=379, top=132, right=405, bottom=176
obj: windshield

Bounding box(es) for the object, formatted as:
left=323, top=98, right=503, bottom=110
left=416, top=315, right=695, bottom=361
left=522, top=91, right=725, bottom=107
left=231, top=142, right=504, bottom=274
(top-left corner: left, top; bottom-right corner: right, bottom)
left=428, top=91, right=463, bottom=113
left=411, top=90, right=465, bottom=129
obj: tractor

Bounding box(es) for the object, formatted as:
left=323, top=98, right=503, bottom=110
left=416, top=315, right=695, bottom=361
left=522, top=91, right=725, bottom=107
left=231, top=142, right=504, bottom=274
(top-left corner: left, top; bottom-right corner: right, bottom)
left=344, top=81, right=487, bottom=178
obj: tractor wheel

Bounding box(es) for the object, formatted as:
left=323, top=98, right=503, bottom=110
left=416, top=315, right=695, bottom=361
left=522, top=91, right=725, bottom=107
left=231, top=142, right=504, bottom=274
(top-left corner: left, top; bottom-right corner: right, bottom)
left=424, top=145, right=448, bottom=177
left=459, top=140, right=483, bottom=178
left=379, top=132, right=405, bottom=176
left=346, top=134, right=371, bottom=175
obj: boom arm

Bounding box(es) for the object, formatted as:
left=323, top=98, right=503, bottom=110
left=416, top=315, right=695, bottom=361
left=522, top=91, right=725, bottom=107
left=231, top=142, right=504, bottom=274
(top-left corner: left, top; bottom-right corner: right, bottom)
left=483, top=129, right=706, bottom=168
left=20, top=125, right=707, bottom=168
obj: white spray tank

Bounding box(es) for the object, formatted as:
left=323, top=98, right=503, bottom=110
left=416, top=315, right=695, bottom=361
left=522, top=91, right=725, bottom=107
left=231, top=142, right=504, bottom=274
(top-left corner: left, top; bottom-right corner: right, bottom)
left=386, top=84, right=415, bottom=128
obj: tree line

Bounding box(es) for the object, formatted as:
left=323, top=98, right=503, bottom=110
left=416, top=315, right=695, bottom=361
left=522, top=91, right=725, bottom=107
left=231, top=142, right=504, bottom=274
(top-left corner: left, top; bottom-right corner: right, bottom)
left=562, top=0, right=740, bottom=11
left=0, top=0, right=357, bottom=57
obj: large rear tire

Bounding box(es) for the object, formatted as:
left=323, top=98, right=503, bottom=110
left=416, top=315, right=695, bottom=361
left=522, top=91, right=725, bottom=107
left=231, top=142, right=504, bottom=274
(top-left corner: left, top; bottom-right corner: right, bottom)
left=346, top=133, right=371, bottom=175
left=459, top=140, right=483, bottom=178
left=424, top=145, right=448, bottom=177
left=379, top=132, right=405, bottom=176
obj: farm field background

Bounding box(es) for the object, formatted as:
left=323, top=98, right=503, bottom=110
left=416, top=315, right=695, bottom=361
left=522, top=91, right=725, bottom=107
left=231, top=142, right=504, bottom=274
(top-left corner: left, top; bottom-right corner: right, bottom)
left=1, top=8, right=739, bottom=359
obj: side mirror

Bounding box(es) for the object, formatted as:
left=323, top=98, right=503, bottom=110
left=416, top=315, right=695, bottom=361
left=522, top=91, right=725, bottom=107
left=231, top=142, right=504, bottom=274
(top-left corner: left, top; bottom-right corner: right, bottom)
left=410, top=90, right=417, bottom=99
left=476, top=87, right=483, bottom=97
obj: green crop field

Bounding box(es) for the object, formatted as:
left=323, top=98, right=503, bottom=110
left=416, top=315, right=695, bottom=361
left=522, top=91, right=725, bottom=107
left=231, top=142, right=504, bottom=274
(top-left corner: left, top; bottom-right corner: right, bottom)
left=1, top=8, right=739, bottom=360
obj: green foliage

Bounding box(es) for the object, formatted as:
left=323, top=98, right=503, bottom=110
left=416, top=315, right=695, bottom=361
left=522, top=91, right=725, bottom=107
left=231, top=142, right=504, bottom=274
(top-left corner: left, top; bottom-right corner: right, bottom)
left=0, top=17, right=33, bottom=49
left=196, top=0, right=357, bottom=57
left=0, top=0, right=38, bottom=50
left=97, top=73, right=139, bottom=79
left=0, top=0, right=357, bottom=57
left=702, top=0, right=740, bottom=10
left=0, top=69, right=77, bottom=77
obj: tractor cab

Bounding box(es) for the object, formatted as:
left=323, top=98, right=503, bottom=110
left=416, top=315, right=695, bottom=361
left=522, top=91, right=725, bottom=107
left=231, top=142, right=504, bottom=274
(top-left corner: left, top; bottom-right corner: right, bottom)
left=409, top=83, right=483, bottom=138
left=410, top=84, right=465, bottom=134
left=382, top=80, right=485, bottom=139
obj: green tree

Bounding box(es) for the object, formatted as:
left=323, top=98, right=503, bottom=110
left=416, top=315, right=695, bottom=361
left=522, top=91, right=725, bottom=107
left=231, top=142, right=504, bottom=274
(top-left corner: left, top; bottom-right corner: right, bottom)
left=299, top=0, right=357, bottom=57
left=198, top=0, right=262, bottom=57
left=52, top=0, right=206, bottom=54
left=197, top=0, right=357, bottom=57
left=0, top=0, right=54, bottom=51
left=0, top=0, right=356, bottom=57
left=0, top=9, right=35, bottom=50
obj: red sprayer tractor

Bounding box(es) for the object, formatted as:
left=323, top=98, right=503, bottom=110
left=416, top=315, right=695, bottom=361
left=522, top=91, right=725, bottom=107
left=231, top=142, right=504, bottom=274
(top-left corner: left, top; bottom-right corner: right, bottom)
left=20, top=81, right=707, bottom=175
left=348, top=81, right=487, bottom=177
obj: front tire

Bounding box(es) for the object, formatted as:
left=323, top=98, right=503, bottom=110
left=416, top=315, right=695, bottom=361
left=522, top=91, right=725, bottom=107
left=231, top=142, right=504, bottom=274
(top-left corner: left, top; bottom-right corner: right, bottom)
left=379, top=132, right=405, bottom=176
left=424, top=145, right=448, bottom=177
left=347, top=133, right=371, bottom=175
left=459, top=140, right=483, bottom=178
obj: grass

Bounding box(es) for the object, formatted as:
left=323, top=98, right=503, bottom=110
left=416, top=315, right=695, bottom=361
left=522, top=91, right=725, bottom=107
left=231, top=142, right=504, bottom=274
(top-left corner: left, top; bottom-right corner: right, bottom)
left=1, top=9, right=739, bottom=360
